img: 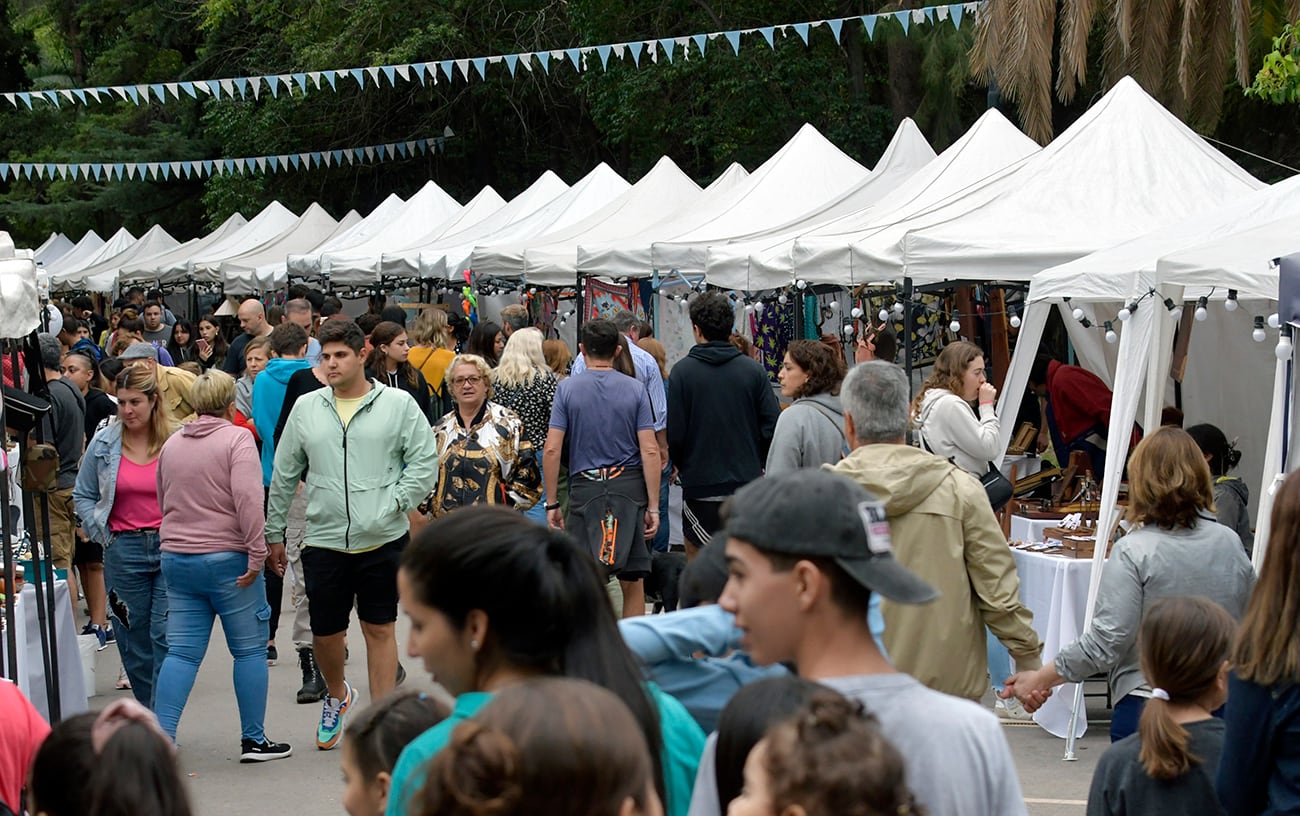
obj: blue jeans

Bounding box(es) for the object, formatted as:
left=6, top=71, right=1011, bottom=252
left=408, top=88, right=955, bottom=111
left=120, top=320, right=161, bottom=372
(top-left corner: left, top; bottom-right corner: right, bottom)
left=155, top=551, right=271, bottom=742
left=524, top=487, right=548, bottom=527
left=987, top=628, right=1013, bottom=692
left=1111, top=693, right=1145, bottom=742
left=104, top=530, right=169, bottom=709
left=652, top=462, right=671, bottom=553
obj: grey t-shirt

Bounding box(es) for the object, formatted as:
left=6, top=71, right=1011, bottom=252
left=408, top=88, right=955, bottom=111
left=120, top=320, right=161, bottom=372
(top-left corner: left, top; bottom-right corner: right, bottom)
left=1087, top=718, right=1224, bottom=816
left=688, top=672, right=1027, bottom=816
left=550, top=369, right=653, bottom=472
left=142, top=326, right=171, bottom=345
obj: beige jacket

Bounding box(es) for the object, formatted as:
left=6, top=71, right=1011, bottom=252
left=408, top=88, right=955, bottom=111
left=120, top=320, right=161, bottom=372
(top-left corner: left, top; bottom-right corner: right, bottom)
left=831, top=444, right=1041, bottom=700
left=157, top=364, right=197, bottom=423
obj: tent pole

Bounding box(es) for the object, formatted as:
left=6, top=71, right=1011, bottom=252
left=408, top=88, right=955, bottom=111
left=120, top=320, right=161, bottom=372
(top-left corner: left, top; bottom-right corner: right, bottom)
left=903, top=277, right=915, bottom=390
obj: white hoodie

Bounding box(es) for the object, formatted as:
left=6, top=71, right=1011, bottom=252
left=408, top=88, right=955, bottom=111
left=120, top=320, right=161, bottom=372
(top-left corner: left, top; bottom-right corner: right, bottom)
left=914, top=388, right=1000, bottom=476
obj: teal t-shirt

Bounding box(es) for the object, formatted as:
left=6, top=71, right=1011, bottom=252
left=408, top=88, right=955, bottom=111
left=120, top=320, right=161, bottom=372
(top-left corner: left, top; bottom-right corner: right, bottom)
left=384, top=685, right=705, bottom=816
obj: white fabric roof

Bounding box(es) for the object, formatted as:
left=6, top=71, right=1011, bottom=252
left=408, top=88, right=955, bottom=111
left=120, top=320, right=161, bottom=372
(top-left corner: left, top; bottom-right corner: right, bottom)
left=51, top=228, right=137, bottom=285
left=422, top=164, right=629, bottom=280
left=1030, top=173, right=1300, bottom=304
left=579, top=123, right=869, bottom=277
left=856, top=77, right=1264, bottom=285
left=286, top=193, right=405, bottom=280
left=237, top=209, right=364, bottom=294
left=45, top=230, right=106, bottom=280
left=379, top=186, right=508, bottom=278
left=705, top=163, right=749, bottom=191
left=471, top=156, right=703, bottom=285
left=704, top=118, right=936, bottom=289
left=72, top=226, right=182, bottom=293
left=1157, top=215, right=1300, bottom=299
left=216, top=203, right=339, bottom=286
left=177, top=201, right=299, bottom=282
left=118, top=213, right=248, bottom=284
left=34, top=233, right=74, bottom=267
left=736, top=109, right=1039, bottom=289
left=320, top=181, right=462, bottom=284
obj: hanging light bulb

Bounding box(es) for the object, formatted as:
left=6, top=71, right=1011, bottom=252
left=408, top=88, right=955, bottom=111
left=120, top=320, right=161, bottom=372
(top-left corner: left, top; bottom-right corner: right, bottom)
left=878, top=308, right=889, bottom=322
left=1118, top=299, right=1138, bottom=321
left=778, top=293, right=788, bottom=305
left=1253, top=316, right=1267, bottom=342
left=851, top=306, right=864, bottom=319
left=829, top=300, right=839, bottom=311
left=1194, top=296, right=1208, bottom=321
left=1009, top=312, right=1022, bottom=329
left=1079, top=317, right=1093, bottom=329
left=1277, top=328, right=1294, bottom=360
left=744, top=303, right=754, bottom=314
left=1104, top=321, right=1117, bottom=344
left=1072, top=307, right=1086, bottom=322
left=1163, top=297, right=1182, bottom=320
left=949, top=312, right=961, bottom=334
left=892, top=301, right=904, bottom=316
left=795, top=279, right=807, bottom=290
left=529, top=287, right=537, bottom=295
left=843, top=323, right=855, bottom=336
left=1224, top=289, right=1239, bottom=311
left=754, top=301, right=765, bottom=315
left=1269, top=313, right=1281, bottom=329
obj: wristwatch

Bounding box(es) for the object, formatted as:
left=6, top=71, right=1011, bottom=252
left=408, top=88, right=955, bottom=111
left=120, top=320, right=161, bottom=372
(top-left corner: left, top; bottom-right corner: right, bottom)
left=545, top=502, right=561, bottom=511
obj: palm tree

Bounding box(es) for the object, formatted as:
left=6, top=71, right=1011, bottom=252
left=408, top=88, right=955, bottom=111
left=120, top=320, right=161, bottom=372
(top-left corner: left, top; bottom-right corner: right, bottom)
left=970, top=0, right=1299, bottom=143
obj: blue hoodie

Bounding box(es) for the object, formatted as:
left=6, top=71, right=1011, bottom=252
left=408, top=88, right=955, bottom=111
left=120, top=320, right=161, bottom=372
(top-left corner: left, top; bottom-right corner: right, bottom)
left=251, top=357, right=313, bottom=485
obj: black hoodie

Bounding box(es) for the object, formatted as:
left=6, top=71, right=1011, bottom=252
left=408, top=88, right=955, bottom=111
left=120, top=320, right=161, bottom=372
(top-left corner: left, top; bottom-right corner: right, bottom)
left=667, top=341, right=781, bottom=499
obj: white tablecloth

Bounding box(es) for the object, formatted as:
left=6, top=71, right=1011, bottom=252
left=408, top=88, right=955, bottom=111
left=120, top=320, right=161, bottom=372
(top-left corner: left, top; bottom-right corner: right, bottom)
left=1010, top=514, right=1066, bottom=544
left=1012, top=548, right=1096, bottom=738
left=2, top=580, right=88, bottom=721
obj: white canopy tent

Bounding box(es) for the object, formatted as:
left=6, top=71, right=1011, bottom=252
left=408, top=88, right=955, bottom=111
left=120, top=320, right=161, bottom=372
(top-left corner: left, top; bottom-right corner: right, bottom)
left=216, top=203, right=340, bottom=287
left=234, top=209, right=364, bottom=294
left=286, top=193, right=405, bottom=281
left=421, top=164, right=630, bottom=280
left=579, top=124, right=869, bottom=277
left=45, top=230, right=107, bottom=283
left=734, top=109, right=1040, bottom=290
left=378, top=186, right=509, bottom=279
left=69, top=226, right=182, bottom=293
left=470, top=156, right=703, bottom=286
left=703, top=119, right=935, bottom=289
left=851, top=77, right=1263, bottom=285
left=318, top=181, right=462, bottom=285
left=48, top=228, right=136, bottom=288
left=33, top=233, right=74, bottom=267
left=176, top=202, right=299, bottom=283
left=118, top=213, right=248, bottom=287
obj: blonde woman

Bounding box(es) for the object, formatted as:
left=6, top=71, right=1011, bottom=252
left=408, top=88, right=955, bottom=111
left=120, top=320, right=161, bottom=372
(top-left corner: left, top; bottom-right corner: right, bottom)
left=409, top=307, right=457, bottom=419
left=423, top=354, right=540, bottom=517
left=73, top=365, right=179, bottom=708
left=492, top=329, right=558, bottom=525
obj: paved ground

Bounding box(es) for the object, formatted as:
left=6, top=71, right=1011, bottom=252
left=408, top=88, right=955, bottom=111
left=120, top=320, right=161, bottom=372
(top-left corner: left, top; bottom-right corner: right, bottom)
left=82, top=600, right=1110, bottom=816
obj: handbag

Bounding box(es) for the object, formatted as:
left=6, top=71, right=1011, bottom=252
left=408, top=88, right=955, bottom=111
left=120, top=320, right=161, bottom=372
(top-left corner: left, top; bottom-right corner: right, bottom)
left=980, top=462, right=1014, bottom=512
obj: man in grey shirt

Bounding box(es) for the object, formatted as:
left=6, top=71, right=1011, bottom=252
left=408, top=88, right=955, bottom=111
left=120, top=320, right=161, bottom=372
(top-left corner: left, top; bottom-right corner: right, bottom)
left=141, top=302, right=171, bottom=345
left=688, top=469, right=1028, bottom=816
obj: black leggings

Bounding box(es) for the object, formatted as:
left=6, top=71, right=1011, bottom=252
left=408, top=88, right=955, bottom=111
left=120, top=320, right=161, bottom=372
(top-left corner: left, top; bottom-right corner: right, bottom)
left=262, top=486, right=282, bottom=642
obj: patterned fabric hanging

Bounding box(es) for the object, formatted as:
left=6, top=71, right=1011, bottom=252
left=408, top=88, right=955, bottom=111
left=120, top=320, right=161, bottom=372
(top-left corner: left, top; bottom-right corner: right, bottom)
left=751, top=298, right=797, bottom=383
left=584, top=279, right=646, bottom=322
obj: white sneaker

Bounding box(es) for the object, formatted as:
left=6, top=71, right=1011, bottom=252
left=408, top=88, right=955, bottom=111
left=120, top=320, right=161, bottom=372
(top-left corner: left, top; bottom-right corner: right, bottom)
left=995, top=696, right=1033, bottom=721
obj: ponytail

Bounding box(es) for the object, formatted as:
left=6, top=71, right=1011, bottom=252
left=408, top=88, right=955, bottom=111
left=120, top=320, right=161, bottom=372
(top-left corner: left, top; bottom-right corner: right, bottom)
left=423, top=720, right=523, bottom=816
left=1137, top=695, right=1197, bottom=780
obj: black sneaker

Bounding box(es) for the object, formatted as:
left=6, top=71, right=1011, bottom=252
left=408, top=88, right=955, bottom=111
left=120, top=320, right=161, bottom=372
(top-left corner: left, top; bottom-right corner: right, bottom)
left=240, top=737, right=292, bottom=763
left=296, top=648, right=326, bottom=704
left=266, top=643, right=278, bottom=666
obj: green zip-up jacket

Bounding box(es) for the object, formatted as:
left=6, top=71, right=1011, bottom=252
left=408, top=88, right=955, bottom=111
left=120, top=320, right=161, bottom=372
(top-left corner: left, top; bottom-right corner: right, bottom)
left=266, top=381, right=437, bottom=552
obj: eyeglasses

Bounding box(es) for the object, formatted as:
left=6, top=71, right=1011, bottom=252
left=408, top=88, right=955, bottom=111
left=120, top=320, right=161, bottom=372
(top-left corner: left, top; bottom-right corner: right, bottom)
left=451, top=375, right=484, bottom=387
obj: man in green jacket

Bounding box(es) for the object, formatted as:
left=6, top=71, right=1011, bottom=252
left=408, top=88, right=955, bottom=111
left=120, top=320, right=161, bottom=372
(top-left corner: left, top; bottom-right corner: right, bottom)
left=267, top=318, right=437, bottom=751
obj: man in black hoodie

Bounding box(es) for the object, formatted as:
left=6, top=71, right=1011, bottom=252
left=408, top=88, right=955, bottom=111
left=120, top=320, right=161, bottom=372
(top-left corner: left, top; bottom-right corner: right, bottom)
left=667, top=292, right=780, bottom=557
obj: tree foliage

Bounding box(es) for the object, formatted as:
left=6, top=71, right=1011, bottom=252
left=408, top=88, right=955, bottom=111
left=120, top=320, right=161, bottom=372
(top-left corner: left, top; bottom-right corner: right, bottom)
left=1247, top=20, right=1300, bottom=102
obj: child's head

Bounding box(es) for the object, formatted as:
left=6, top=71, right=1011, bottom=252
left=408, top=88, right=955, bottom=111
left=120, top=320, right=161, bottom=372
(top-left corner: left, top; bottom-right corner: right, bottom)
left=341, top=690, right=450, bottom=816
left=1137, top=596, right=1235, bottom=780
left=714, top=676, right=827, bottom=808
left=728, top=691, right=920, bottom=816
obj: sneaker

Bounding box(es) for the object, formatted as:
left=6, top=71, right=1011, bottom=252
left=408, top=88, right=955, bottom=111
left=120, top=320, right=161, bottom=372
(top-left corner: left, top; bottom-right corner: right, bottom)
left=115, top=667, right=132, bottom=690
left=995, top=696, right=1034, bottom=721
left=296, top=648, right=326, bottom=705
left=104, top=623, right=116, bottom=645
left=81, top=622, right=110, bottom=652
left=316, top=682, right=352, bottom=750
left=240, top=736, right=293, bottom=763
left=266, top=643, right=278, bottom=666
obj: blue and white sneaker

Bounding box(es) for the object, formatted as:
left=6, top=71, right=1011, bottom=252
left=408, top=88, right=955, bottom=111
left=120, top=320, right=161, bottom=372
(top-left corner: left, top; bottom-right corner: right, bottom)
left=316, top=681, right=352, bottom=750
left=81, top=622, right=110, bottom=651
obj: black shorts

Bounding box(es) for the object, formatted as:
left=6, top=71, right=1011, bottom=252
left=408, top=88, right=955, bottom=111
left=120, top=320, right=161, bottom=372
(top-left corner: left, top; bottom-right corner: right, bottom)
left=300, top=534, right=407, bottom=636
left=682, top=499, right=724, bottom=550
left=569, top=467, right=651, bottom=581
left=72, top=536, right=104, bottom=566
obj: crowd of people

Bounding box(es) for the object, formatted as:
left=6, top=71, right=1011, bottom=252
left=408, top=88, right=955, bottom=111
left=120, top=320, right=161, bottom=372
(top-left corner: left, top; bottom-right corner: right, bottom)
left=0, top=284, right=1293, bottom=816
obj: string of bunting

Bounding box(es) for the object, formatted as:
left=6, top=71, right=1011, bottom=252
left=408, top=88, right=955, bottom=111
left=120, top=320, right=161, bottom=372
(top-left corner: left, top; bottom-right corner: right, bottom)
left=0, top=134, right=450, bottom=182
left=0, top=2, right=979, bottom=111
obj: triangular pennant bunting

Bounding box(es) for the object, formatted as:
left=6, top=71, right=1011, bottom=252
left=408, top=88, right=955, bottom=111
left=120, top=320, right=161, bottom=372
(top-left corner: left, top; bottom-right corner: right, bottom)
left=692, top=34, right=707, bottom=56
left=596, top=45, right=612, bottom=70
left=759, top=27, right=776, bottom=48
left=949, top=4, right=964, bottom=27
left=828, top=18, right=844, bottom=41
left=504, top=54, right=519, bottom=76
left=628, top=41, right=643, bottom=66
left=724, top=30, right=741, bottom=54
left=472, top=57, right=488, bottom=79
left=565, top=49, right=581, bottom=72
left=862, top=14, right=878, bottom=40
left=658, top=38, right=676, bottom=62
left=792, top=23, right=810, bottom=44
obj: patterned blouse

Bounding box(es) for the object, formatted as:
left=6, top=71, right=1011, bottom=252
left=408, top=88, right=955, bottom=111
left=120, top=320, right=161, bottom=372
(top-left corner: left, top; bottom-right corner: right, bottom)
left=427, top=401, right=541, bottom=517
left=491, top=368, right=558, bottom=451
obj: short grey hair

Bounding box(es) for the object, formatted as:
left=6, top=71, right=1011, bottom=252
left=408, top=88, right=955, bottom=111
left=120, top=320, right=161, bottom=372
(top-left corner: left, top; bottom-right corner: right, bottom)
left=38, top=332, right=62, bottom=371
left=611, top=310, right=637, bottom=333
left=842, top=361, right=910, bottom=444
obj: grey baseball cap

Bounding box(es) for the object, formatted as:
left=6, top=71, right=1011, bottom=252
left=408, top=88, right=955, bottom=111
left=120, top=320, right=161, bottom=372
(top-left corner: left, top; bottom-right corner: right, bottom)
left=725, top=469, right=938, bottom=605
left=118, top=342, right=159, bottom=362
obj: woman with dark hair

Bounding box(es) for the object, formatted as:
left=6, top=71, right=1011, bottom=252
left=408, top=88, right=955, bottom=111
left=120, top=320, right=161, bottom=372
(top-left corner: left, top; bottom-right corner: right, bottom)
left=196, top=314, right=229, bottom=371
left=422, top=678, right=665, bottom=816
left=711, top=676, right=827, bottom=810
left=366, top=321, right=432, bottom=422
left=465, top=320, right=504, bottom=367
left=384, top=506, right=705, bottom=816
left=166, top=320, right=198, bottom=365
left=1218, top=469, right=1300, bottom=814
left=911, top=340, right=999, bottom=477
left=1186, top=423, right=1252, bottom=556
left=61, top=349, right=116, bottom=446
left=1003, top=427, right=1255, bottom=742
left=765, top=339, right=849, bottom=475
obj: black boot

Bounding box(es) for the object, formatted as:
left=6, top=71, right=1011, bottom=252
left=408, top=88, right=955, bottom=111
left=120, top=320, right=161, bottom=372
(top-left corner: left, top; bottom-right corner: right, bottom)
left=296, top=647, right=326, bottom=704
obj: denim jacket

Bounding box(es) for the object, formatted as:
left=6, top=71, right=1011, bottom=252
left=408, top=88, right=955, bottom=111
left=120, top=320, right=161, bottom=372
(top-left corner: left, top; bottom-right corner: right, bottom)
left=73, top=421, right=123, bottom=545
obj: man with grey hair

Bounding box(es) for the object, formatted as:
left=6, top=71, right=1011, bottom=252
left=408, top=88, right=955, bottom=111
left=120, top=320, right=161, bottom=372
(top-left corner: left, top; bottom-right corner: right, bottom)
left=499, top=304, right=530, bottom=338
left=831, top=361, right=1043, bottom=708
left=285, top=298, right=322, bottom=366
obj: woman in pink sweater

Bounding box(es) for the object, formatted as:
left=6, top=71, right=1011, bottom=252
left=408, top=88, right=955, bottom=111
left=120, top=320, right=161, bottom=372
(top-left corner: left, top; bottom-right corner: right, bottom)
left=153, top=370, right=292, bottom=763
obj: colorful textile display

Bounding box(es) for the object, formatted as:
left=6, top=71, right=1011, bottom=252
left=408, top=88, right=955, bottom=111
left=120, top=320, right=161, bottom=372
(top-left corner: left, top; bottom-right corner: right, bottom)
left=584, top=278, right=646, bottom=322
left=752, top=298, right=797, bottom=383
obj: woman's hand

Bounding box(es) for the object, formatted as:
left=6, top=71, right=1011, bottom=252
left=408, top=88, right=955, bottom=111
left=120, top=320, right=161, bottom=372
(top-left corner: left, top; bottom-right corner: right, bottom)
left=978, top=382, right=998, bottom=405
left=236, top=567, right=261, bottom=588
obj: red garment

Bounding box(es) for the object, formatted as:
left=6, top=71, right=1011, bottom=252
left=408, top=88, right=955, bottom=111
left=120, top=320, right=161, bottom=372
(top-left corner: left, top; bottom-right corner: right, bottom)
left=0, top=679, right=50, bottom=811
left=1046, top=360, right=1114, bottom=443
left=233, top=409, right=259, bottom=441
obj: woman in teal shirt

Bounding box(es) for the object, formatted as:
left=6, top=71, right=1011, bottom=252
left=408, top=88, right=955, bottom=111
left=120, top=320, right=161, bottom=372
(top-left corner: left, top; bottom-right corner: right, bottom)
left=385, top=507, right=705, bottom=816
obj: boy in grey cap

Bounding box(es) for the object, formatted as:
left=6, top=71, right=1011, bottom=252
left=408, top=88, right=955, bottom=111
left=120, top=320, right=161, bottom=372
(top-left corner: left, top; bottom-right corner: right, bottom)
left=687, top=469, right=1028, bottom=816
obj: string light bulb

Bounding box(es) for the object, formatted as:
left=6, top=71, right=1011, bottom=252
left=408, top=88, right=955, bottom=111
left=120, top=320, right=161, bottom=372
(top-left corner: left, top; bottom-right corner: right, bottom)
left=878, top=308, right=889, bottom=322
left=1009, top=312, right=1022, bottom=329
left=949, top=312, right=961, bottom=334
left=754, top=301, right=765, bottom=315
left=1104, top=321, right=1117, bottom=344
left=1224, top=289, right=1239, bottom=311
left=1253, top=316, right=1267, bottom=342
left=892, top=301, right=904, bottom=316
left=843, top=323, right=855, bottom=336
left=1163, top=297, right=1182, bottom=321
left=829, top=300, right=839, bottom=311
left=778, top=294, right=788, bottom=305
left=1072, top=307, right=1086, bottom=322
left=1194, top=297, right=1208, bottom=321
left=795, top=279, right=807, bottom=290
left=1277, top=327, right=1294, bottom=361
left=851, top=306, right=864, bottom=319
left=1269, top=313, right=1281, bottom=329
left=1118, top=299, right=1138, bottom=321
